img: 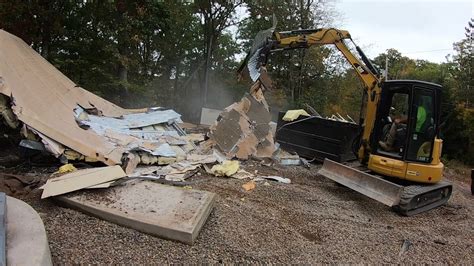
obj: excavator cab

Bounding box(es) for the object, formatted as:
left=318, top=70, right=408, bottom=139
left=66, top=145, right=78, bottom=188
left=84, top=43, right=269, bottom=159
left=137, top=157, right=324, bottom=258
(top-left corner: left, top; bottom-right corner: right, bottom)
left=372, top=80, right=441, bottom=164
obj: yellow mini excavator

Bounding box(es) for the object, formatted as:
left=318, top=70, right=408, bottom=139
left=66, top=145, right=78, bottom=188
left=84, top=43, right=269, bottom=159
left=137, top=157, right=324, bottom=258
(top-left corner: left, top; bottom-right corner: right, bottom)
left=239, top=23, right=452, bottom=216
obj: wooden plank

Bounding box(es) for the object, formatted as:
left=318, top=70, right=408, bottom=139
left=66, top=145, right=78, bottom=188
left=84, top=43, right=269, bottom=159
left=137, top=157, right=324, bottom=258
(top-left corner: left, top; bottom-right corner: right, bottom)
left=41, top=166, right=126, bottom=199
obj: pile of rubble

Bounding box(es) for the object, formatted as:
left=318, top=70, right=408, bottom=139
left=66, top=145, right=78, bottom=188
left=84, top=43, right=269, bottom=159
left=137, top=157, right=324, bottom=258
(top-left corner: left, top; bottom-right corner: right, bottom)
left=208, top=82, right=276, bottom=160
left=0, top=29, right=278, bottom=179
left=0, top=30, right=293, bottom=244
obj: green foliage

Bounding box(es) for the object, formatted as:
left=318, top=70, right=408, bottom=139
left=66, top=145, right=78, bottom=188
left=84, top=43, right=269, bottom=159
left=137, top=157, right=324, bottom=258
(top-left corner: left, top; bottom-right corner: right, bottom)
left=238, top=0, right=339, bottom=116
left=0, top=1, right=471, bottom=163
left=448, top=18, right=474, bottom=107
left=444, top=19, right=474, bottom=165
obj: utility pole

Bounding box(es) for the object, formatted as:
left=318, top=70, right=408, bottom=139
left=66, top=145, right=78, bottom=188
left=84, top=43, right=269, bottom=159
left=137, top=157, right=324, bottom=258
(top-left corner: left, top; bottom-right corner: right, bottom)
left=385, top=55, right=389, bottom=80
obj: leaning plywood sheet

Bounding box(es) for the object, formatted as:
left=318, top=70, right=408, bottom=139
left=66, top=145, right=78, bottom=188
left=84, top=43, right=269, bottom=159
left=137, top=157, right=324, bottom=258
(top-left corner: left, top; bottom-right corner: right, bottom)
left=209, top=82, right=276, bottom=159
left=41, top=166, right=126, bottom=199
left=56, top=181, right=216, bottom=245
left=0, top=30, right=130, bottom=164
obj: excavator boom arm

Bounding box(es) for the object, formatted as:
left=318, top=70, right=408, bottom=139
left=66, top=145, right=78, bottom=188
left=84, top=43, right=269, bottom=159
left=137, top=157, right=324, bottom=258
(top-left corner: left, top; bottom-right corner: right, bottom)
left=247, top=28, right=382, bottom=161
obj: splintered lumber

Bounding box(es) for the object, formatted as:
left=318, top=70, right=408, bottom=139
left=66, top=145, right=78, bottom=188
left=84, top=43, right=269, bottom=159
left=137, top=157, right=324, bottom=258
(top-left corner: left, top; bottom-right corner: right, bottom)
left=41, top=166, right=126, bottom=199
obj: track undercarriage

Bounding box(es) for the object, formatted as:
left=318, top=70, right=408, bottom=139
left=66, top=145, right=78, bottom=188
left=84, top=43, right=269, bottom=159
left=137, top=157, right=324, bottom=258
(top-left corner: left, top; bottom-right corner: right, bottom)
left=318, top=159, right=452, bottom=216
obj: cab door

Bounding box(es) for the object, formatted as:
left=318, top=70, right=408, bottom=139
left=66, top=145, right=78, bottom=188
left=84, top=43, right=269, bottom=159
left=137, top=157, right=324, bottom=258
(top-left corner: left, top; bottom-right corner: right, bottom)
left=369, top=82, right=412, bottom=178
left=372, top=82, right=411, bottom=159
left=405, top=86, right=437, bottom=163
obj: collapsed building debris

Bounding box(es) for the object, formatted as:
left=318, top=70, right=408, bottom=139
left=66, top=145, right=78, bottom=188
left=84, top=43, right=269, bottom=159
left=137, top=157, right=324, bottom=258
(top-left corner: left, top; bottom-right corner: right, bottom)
left=258, top=175, right=291, bottom=184
left=200, top=107, right=222, bottom=126
left=0, top=29, right=218, bottom=244
left=208, top=82, right=276, bottom=160
left=0, top=172, right=41, bottom=197
left=0, top=30, right=212, bottom=177
left=0, top=29, right=295, bottom=245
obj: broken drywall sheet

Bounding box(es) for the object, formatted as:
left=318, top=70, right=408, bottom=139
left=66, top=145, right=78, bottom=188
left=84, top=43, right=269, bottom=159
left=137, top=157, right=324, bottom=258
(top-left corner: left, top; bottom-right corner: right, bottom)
left=259, top=175, right=291, bottom=184
left=129, top=153, right=218, bottom=182
left=41, top=165, right=126, bottom=199
left=0, top=30, right=195, bottom=167
left=0, top=30, right=130, bottom=165
left=208, top=82, right=276, bottom=160
left=210, top=109, right=243, bottom=153
left=73, top=105, right=195, bottom=167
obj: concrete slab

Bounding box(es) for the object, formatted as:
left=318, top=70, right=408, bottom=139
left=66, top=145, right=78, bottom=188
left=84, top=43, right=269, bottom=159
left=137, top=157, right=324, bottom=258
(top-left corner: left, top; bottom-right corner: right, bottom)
left=55, top=180, right=216, bottom=245
left=6, top=196, right=52, bottom=266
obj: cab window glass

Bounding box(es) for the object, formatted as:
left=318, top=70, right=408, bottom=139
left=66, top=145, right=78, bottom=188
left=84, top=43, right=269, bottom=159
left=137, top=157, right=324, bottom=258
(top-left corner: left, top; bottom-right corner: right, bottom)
left=377, top=92, right=409, bottom=156
left=407, top=88, right=435, bottom=162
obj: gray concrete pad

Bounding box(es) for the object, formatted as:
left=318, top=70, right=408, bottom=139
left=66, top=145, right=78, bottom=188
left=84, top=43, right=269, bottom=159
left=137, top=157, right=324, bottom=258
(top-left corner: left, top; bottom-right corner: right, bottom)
left=56, top=180, right=216, bottom=245
left=6, top=196, right=52, bottom=266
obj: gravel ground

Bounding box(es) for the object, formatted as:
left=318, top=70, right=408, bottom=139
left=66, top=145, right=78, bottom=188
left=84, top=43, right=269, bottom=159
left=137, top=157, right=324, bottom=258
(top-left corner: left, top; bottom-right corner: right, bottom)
left=5, top=161, right=474, bottom=264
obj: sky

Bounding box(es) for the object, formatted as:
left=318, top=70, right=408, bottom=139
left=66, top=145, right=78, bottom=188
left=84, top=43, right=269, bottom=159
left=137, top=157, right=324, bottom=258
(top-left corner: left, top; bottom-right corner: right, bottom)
left=334, top=0, right=473, bottom=63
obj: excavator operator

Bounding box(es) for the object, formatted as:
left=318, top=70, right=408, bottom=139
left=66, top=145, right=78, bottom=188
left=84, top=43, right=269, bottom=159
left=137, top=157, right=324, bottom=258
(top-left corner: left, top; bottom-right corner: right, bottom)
left=379, top=108, right=408, bottom=152
left=379, top=98, right=428, bottom=152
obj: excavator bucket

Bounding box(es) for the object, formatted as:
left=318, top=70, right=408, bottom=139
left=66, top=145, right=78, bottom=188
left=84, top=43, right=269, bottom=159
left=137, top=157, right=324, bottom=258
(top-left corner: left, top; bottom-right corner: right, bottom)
left=318, top=159, right=453, bottom=216
left=237, top=15, right=277, bottom=86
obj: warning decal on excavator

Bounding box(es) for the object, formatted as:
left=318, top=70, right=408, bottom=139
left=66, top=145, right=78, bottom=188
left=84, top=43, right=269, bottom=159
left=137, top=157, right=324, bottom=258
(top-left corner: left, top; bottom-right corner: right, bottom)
left=407, top=170, right=420, bottom=176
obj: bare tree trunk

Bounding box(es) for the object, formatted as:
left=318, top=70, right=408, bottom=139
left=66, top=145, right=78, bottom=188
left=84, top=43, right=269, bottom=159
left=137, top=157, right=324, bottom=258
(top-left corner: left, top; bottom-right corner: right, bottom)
left=118, top=63, right=128, bottom=82
left=203, top=36, right=213, bottom=106
left=174, top=63, right=181, bottom=107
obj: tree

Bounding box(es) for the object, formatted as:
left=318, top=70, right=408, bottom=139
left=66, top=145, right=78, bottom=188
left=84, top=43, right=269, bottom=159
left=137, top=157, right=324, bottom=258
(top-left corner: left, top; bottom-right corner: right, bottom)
left=372, top=48, right=416, bottom=80
left=448, top=18, right=473, bottom=107
left=0, top=0, right=73, bottom=59
left=238, top=0, right=337, bottom=114
left=445, top=18, right=474, bottom=164
left=193, top=0, right=244, bottom=107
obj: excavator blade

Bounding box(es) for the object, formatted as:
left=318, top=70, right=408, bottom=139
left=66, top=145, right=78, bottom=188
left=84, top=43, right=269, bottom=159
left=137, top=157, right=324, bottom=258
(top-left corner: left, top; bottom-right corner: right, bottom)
left=318, top=159, right=452, bottom=216
left=318, top=159, right=403, bottom=206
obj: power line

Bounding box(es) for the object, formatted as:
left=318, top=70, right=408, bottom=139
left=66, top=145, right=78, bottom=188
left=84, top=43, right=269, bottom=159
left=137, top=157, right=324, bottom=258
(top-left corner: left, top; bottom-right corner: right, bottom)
left=403, top=48, right=452, bottom=54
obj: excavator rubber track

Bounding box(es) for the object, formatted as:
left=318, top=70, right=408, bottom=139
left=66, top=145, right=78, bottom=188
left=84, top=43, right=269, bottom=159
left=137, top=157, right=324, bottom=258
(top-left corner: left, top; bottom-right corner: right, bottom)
left=393, top=181, right=452, bottom=216
left=318, top=159, right=452, bottom=216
